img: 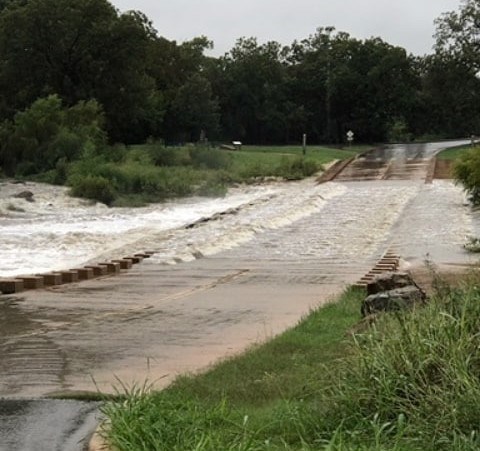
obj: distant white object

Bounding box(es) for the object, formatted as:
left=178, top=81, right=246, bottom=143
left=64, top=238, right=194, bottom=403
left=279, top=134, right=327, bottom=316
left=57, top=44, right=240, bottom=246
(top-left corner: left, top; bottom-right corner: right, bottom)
left=346, top=130, right=354, bottom=142
left=232, top=141, right=242, bottom=150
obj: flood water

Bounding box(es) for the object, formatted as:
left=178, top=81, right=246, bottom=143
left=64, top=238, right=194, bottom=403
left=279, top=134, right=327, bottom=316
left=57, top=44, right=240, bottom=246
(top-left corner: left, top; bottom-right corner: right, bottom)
left=0, top=140, right=472, bottom=278
left=0, top=140, right=478, bottom=450
left=0, top=181, right=313, bottom=276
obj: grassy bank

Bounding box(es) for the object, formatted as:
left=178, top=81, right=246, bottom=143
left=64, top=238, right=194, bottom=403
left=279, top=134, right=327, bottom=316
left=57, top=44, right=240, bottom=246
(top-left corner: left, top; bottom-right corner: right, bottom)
left=437, top=144, right=471, bottom=160
left=32, top=144, right=362, bottom=206
left=102, top=274, right=480, bottom=450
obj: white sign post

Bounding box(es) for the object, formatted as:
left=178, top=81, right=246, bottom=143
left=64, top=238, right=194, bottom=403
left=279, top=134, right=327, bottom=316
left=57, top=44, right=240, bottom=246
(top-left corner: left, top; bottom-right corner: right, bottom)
left=346, top=130, right=354, bottom=147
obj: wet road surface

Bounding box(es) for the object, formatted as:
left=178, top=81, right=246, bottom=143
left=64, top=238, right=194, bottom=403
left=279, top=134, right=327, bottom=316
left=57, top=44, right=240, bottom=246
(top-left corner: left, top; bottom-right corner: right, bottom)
left=0, top=141, right=475, bottom=448
left=0, top=399, right=99, bottom=451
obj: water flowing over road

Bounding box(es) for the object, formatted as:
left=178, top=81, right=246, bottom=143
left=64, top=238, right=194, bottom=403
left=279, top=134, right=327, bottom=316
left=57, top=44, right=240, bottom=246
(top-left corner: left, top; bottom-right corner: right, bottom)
left=0, top=140, right=477, bottom=450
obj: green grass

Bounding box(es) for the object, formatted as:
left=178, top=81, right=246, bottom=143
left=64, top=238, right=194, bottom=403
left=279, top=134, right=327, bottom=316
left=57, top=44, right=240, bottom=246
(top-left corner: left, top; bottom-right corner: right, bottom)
left=101, top=287, right=363, bottom=450
left=437, top=145, right=471, bottom=160
left=63, top=144, right=364, bottom=206
left=239, top=145, right=366, bottom=162
left=229, top=146, right=365, bottom=181
left=102, top=274, right=480, bottom=450
left=100, top=288, right=364, bottom=450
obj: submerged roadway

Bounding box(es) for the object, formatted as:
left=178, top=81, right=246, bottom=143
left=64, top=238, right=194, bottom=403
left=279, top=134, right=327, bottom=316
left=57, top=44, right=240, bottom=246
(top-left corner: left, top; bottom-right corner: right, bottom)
left=0, top=140, right=476, bottom=450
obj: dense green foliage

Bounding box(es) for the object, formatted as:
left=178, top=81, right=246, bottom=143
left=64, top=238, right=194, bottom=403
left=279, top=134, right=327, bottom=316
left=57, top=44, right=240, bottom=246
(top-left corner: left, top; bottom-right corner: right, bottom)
left=1, top=0, right=480, bottom=201
left=103, top=276, right=480, bottom=450
left=454, top=145, right=480, bottom=204
left=63, top=144, right=345, bottom=206
left=0, top=94, right=106, bottom=176
left=0, top=0, right=478, bottom=152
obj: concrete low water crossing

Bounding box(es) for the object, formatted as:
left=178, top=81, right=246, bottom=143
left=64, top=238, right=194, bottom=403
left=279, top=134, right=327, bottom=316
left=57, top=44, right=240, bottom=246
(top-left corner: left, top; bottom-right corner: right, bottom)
left=0, top=140, right=477, bottom=449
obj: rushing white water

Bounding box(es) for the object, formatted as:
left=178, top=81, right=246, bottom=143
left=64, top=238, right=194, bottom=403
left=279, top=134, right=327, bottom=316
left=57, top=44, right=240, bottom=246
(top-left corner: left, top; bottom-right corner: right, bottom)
left=0, top=140, right=477, bottom=278
left=0, top=179, right=346, bottom=277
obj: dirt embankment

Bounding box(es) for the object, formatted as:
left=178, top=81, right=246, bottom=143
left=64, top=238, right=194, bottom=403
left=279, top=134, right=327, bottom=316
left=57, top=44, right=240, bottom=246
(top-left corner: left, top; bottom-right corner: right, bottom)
left=434, top=159, right=455, bottom=179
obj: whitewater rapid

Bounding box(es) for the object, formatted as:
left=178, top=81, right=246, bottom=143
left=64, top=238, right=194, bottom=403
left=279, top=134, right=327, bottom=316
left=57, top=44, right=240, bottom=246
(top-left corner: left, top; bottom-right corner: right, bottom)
left=0, top=179, right=346, bottom=277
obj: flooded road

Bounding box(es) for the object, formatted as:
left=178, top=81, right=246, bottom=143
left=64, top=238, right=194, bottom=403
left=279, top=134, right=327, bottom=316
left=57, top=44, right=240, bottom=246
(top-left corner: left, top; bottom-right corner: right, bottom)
left=0, top=140, right=477, bottom=449
left=0, top=400, right=99, bottom=451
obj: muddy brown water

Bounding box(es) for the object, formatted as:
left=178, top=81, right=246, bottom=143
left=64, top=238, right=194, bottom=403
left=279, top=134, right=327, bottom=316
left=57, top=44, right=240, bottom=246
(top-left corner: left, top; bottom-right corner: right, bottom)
left=0, top=140, right=476, bottom=449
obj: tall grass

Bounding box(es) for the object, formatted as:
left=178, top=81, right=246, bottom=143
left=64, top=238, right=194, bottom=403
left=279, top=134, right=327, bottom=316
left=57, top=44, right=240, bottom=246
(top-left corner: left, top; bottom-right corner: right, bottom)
left=324, top=279, right=480, bottom=450
left=102, top=275, right=480, bottom=450
left=64, top=144, right=339, bottom=206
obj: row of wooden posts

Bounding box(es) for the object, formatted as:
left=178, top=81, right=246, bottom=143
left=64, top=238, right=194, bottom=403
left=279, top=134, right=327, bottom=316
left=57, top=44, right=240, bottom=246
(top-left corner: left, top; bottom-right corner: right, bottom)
left=0, top=251, right=155, bottom=294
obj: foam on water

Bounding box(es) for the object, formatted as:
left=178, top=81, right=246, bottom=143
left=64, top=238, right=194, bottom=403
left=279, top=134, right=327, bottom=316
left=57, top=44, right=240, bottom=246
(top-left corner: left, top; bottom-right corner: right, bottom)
left=0, top=179, right=346, bottom=276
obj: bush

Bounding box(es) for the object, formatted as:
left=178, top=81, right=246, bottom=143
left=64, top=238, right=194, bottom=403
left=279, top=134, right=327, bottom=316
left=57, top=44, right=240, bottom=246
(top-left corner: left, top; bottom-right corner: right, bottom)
left=188, top=147, right=232, bottom=170
left=69, top=175, right=117, bottom=205
left=322, top=279, right=480, bottom=449
left=196, top=179, right=228, bottom=197
left=53, top=158, right=69, bottom=185
left=0, top=95, right=107, bottom=176
left=125, top=147, right=153, bottom=165
left=275, top=157, right=322, bottom=180
left=149, top=145, right=183, bottom=167
left=454, top=146, right=480, bottom=204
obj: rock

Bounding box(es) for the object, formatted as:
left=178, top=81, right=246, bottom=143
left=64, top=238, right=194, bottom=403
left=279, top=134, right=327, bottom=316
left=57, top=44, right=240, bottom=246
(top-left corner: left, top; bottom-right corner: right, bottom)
left=192, top=250, right=204, bottom=259
left=13, top=190, right=34, bottom=202
left=366, top=272, right=418, bottom=295
left=361, top=286, right=427, bottom=317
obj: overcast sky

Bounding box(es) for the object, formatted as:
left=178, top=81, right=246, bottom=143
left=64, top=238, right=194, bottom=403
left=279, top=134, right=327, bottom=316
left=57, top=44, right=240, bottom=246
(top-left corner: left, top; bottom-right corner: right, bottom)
left=110, top=0, right=461, bottom=56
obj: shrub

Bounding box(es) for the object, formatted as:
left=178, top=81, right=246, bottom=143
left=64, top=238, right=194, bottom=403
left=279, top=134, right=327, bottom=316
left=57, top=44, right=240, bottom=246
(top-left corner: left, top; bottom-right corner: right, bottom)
left=125, top=147, right=153, bottom=165
left=53, top=158, right=69, bottom=185
left=454, top=146, right=480, bottom=204
left=0, top=95, right=107, bottom=176
left=148, top=145, right=191, bottom=166
left=188, top=147, right=232, bottom=170
left=322, top=280, right=480, bottom=449
left=69, top=174, right=117, bottom=205
left=276, top=157, right=322, bottom=180
left=196, top=179, right=227, bottom=197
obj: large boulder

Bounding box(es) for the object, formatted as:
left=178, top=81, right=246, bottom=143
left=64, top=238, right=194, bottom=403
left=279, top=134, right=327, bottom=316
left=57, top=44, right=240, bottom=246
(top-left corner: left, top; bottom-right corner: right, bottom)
left=366, top=272, right=418, bottom=295
left=361, top=285, right=427, bottom=317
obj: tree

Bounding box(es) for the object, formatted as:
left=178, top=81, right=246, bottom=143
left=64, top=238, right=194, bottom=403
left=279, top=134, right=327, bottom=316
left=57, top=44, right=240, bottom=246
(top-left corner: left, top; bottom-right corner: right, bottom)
left=286, top=28, right=418, bottom=143
left=147, top=36, right=215, bottom=142
left=214, top=37, right=289, bottom=143
left=0, top=0, right=162, bottom=143
left=435, top=0, right=480, bottom=71
left=412, top=54, right=480, bottom=138
left=0, top=95, right=106, bottom=176
left=170, top=74, right=220, bottom=142
left=428, top=1, right=480, bottom=137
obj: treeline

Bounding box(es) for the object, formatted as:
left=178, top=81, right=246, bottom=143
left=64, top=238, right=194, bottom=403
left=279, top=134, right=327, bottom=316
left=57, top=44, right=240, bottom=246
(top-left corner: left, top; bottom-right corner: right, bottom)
left=0, top=0, right=479, bottom=171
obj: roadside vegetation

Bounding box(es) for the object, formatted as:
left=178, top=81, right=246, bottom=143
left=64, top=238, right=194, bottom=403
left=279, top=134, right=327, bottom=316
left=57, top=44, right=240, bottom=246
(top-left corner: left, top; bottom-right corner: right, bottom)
left=0, top=94, right=363, bottom=206
left=0, top=0, right=478, bottom=206
left=0, top=0, right=479, bottom=182
left=63, top=143, right=357, bottom=206
left=454, top=145, right=480, bottom=205
left=437, top=145, right=472, bottom=161
left=102, top=273, right=480, bottom=450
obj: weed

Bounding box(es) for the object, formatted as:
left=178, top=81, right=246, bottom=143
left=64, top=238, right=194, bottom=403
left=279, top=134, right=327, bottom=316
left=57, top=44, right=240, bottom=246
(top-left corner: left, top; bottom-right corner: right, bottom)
left=69, top=174, right=117, bottom=205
